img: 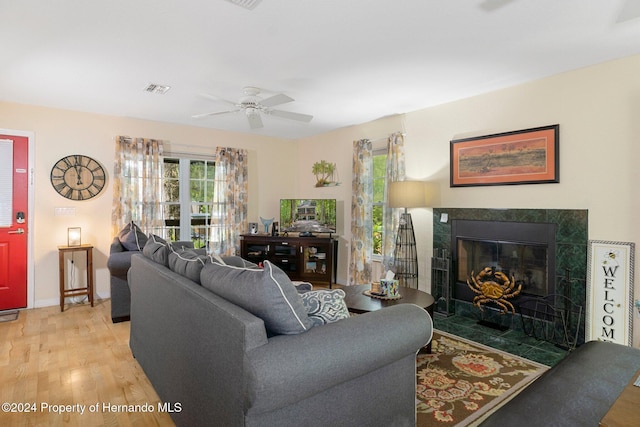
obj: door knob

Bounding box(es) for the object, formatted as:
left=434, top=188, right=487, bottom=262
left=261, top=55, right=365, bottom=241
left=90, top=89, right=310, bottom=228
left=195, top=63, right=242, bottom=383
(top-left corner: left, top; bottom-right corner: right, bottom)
left=8, top=228, right=25, bottom=234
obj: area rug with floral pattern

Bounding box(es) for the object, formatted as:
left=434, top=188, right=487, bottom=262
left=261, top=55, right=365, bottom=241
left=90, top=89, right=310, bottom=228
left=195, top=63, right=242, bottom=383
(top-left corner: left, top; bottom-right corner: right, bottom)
left=417, top=330, right=548, bottom=426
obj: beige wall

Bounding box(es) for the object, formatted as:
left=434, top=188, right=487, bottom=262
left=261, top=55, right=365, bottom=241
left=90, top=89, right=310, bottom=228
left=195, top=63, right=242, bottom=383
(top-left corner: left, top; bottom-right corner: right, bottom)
left=296, top=53, right=640, bottom=345
left=0, top=102, right=299, bottom=307
left=294, top=114, right=407, bottom=284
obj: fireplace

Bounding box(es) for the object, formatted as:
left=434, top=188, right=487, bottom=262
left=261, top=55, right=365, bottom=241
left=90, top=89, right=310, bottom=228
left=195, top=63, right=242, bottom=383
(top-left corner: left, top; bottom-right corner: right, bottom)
left=452, top=219, right=556, bottom=306
left=432, top=208, right=588, bottom=347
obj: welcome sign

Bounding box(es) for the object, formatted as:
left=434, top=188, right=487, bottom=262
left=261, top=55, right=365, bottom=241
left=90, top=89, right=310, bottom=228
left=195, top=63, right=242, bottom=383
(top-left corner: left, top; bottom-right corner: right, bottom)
left=586, top=240, right=635, bottom=346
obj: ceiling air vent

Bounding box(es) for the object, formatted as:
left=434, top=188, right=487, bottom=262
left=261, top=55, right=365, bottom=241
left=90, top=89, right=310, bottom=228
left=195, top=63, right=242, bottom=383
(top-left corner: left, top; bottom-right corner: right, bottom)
left=144, top=83, right=171, bottom=95
left=224, top=0, right=262, bottom=10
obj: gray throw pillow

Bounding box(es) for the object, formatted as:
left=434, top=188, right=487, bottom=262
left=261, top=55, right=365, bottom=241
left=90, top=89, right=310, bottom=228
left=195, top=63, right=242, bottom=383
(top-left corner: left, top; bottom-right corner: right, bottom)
left=168, top=249, right=208, bottom=284
left=292, top=281, right=313, bottom=293
left=200, top=260, right=313, bottom=335
left=299, top=289, right=350, bottom=327
left=117, top=221, right=148, bottom=251
left=221, top=255, right=259, bottom=268
left=142, top=234, right=171, bottom=266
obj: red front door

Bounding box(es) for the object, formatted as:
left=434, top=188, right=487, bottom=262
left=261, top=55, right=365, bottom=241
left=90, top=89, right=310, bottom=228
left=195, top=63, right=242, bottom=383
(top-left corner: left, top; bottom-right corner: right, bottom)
left=0, top=134, right=29, bottom=310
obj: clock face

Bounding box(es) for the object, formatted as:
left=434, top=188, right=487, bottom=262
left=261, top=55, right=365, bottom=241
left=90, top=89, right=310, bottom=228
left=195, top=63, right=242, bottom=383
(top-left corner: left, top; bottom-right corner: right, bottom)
left=50, top=155, right=106, bottom=200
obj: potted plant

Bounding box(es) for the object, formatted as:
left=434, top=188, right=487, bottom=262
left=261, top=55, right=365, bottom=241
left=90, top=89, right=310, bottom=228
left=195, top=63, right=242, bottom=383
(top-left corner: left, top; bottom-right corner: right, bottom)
left=312, top=161, right=336, bottom=187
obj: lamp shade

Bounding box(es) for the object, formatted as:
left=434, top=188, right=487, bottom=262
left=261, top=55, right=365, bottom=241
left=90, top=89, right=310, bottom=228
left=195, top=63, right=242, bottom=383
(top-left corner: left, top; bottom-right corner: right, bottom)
left=388, top=180, right=428, bottom=208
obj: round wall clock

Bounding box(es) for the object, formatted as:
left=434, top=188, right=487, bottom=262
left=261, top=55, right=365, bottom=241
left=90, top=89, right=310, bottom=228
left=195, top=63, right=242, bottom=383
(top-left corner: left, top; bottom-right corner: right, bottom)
left=50, top=154, right=106, bottom=200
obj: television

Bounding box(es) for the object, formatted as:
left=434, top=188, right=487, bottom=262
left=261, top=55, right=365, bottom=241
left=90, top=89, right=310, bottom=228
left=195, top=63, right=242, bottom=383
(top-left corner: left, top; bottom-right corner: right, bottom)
left=280, top=199, right=337, bottom=235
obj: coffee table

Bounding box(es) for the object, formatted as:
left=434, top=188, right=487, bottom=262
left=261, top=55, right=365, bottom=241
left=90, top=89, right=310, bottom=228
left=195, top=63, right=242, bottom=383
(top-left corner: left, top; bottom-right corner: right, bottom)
left=334, top=284, right=435, bottom=353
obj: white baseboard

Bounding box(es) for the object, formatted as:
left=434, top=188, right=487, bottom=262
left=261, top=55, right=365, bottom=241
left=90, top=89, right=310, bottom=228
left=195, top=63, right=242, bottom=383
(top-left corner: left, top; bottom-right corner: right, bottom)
left=34, top=292, right=108, bottom=309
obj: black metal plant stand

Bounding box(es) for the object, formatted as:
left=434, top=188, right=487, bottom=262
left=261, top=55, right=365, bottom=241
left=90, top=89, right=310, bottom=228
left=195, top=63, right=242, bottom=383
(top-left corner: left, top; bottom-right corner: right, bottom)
left=393, top=212, right=418, bottom=288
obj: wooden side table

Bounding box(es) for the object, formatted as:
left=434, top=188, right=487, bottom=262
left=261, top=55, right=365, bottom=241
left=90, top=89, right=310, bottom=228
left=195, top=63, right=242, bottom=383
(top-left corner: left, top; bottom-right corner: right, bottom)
left=58, top=244, right=94, bottom=312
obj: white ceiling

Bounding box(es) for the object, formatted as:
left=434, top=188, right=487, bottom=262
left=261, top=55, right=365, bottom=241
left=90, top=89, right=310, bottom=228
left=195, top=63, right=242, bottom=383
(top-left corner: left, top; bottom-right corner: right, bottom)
left=2, top=0, right=640, bottom=140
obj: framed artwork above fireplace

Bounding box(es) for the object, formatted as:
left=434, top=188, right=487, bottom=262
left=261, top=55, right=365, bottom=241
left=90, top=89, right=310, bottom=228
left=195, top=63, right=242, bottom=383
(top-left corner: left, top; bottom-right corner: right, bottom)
left=450, top=124, right=559, bottom=187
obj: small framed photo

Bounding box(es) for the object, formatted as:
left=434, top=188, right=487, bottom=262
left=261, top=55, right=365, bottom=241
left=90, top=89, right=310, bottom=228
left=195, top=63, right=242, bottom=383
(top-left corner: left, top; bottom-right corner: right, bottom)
left=450, top=124, right=559, bottom=187
left=586, top=240, right=635, bottom=346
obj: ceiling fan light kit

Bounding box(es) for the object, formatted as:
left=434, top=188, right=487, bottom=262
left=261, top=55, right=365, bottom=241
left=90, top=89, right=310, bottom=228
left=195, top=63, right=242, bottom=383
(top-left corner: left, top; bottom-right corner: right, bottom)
left=193, top=86, right=313, bottom=130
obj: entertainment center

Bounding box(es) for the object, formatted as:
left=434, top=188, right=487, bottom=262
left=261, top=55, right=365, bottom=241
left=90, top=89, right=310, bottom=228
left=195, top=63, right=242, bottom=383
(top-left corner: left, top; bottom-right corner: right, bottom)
left=240, top=198, right=338, bottom=286
left=240, top=234, right=338, bottom=287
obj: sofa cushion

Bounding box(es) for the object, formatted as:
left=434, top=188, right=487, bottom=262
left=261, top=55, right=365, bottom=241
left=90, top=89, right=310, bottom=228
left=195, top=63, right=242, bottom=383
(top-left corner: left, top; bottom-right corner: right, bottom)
left=117, top=221, right=148, bottom=251
left=142, top=234, right=171, bottom=266
left=300, top=289, right=350, bottom=327
left=168, top=249, right=208, bottom=284
left=200, top=260, right=313, bottom=335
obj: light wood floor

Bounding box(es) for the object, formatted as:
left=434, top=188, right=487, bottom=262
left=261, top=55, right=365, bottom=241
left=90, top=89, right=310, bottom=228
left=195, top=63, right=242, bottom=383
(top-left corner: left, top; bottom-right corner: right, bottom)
left=0, top=300, right=175, bottom=427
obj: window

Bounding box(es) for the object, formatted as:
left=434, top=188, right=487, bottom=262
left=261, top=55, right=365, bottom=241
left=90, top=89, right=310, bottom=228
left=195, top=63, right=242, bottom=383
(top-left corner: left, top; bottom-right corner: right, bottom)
left=372, top=150, right=387, bottom=256
left=162, top=157, right=215, bottom=249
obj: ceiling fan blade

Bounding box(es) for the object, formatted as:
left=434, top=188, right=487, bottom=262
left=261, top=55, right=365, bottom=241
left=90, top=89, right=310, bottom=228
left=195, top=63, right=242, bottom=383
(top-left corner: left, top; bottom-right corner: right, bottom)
left=617, top=0, right=640, bottom=23
left=192, top=109, right=240, bottom=119
left=479, top=0, right=515, bottom=12
left=247, top=112, right=263, bottom=129
left=200, top=93, right=238, bottom=107
left=268, top=109, right=313, bottom=123
left=224, top=0, right=262, bottom=10
left=260, top=93, right=294, bottom=108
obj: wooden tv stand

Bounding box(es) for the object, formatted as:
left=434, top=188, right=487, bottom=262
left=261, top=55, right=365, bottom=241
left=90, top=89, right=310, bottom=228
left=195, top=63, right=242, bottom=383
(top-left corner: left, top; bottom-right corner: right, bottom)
left=240, top=234, right=338, bottom=287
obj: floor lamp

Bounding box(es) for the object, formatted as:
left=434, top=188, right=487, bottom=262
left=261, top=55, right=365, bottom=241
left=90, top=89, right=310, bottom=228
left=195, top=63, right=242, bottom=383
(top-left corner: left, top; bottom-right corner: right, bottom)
left=388, top=181, right=427, bottom=289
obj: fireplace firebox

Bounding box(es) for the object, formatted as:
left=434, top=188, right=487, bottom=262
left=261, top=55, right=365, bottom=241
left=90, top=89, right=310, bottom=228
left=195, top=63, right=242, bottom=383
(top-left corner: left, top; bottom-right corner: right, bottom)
left=452, top=220, right=556, bottom=308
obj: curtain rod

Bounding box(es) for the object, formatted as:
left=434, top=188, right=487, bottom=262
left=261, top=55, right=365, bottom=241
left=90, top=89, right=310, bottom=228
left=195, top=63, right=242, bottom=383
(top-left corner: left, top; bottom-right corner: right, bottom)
left=166, top=142, right=215, bottom=150
left=368, top=132, right=406, bottom=144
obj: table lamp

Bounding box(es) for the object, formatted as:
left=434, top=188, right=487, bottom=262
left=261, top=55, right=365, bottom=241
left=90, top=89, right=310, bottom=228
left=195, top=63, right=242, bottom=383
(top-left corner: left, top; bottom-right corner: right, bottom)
left=68, top=227, right=82, bottom=246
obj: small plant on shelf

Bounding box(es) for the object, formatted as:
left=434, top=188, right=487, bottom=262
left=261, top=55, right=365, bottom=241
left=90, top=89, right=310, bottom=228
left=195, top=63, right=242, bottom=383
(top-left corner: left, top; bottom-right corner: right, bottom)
left=312, top=160, right=338, bottom=187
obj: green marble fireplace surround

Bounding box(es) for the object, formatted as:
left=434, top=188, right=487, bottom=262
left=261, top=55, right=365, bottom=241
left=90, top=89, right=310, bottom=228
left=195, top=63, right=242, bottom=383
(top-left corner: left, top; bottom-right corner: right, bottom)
left=432, top=208, right=588, bottom=346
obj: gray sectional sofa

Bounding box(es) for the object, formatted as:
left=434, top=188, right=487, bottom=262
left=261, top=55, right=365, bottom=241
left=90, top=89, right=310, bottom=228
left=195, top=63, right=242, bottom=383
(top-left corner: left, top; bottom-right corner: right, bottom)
left=128, top=250, right=433, bottom=427
left=107, top=237, right=138, bottom=322
left=107, top=222, right=193, bottom=322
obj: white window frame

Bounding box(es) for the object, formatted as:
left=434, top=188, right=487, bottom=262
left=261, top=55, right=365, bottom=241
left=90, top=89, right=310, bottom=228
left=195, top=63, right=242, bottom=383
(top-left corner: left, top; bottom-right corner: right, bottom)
left=162, top=155, right=215, bottom=248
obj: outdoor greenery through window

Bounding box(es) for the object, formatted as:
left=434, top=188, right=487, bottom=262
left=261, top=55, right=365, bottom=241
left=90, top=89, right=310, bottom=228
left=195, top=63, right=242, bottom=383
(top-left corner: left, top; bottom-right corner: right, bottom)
left=372, top=151, right=387, bottom=256
left=163, top=158, right=215, bottom=249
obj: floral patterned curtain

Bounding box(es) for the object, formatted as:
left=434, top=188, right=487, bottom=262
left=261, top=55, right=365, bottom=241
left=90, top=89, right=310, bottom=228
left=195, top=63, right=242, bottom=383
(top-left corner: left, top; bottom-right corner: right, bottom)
left=210, top=147, right=248, bottom=256
left=111, top=136, right=164, bottom=237
left=349, top=139, right=373, bottom=285
left=382, top=132, right=406, bottom=274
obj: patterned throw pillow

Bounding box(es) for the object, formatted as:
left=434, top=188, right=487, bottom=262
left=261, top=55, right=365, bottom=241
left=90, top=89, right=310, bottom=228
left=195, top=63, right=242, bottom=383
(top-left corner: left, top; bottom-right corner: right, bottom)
left=300, top=289, right=350, bottom=327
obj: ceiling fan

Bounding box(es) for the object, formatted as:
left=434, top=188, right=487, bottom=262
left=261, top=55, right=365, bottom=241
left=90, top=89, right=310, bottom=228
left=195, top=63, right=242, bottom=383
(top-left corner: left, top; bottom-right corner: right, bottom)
left=192, top=86, right=314, bottom=130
